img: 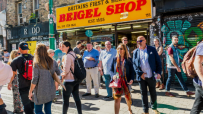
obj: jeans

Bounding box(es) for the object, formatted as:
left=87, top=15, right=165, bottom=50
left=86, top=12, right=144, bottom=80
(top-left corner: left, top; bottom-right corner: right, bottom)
left=19, top=87, right=34, bottom=114
left=138, top=78, right=157, bottom=113
left=34, top=101, right=52, bottom=114
left=104, top=74, right=112, bottom=97
left=62, top=81, right=82, bottom=114
left=166, top=68, right=188, bottom=92
left=191, top=82, right=203, bottom=114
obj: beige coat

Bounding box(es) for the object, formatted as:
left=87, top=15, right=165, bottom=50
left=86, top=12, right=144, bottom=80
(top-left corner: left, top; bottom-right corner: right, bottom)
left=61, top=51, right=75, bottom=81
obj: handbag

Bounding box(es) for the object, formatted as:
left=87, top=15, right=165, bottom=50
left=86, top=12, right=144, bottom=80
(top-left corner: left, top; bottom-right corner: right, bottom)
left=109, top=78, right=121, bottom=88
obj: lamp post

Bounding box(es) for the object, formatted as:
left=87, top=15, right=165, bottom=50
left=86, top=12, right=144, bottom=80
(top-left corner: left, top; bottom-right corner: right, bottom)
left=49, top=0, right=55, bottom=50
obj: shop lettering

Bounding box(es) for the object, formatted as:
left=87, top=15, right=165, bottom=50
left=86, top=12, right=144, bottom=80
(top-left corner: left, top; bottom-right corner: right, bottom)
left=24, top=29, right=28, bottom=35
left=32, top=27, right=40, bottom=34
left=106, top=0, right=147, bottom=15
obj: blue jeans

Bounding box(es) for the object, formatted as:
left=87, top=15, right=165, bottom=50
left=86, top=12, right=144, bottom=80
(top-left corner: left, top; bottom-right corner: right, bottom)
left=34, top=101, right=52, bottom=114
left=166, top=68, right=188, bottom=92
left=104, top=74, right=112, bottom=97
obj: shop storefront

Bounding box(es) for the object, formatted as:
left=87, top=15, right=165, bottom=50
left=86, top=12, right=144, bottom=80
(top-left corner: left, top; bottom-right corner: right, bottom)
left=7, top=22, right=57, bottom=54
left=56, top=0, right=154, bottom=53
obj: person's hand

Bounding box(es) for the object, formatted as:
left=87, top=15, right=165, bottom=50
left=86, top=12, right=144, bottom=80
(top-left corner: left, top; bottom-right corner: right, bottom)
left=156, top=74, right=161, bottom=79
left=7, top=83, right=12, bottom=90
left=98, top=67, right=102, bottom=71
left=141, top=73, right=146, bottom=80
left=177, top=67, right=181, bottom=72
left=28, top=92, right=33, bottom=101
left=113, top=75, right=117, bottom=80
left=127, top=80, right=133, bottom=85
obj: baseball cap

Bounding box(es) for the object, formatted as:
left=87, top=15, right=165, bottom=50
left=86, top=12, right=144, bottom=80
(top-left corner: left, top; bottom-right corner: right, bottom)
left=19, top=42, right=29, bottom=50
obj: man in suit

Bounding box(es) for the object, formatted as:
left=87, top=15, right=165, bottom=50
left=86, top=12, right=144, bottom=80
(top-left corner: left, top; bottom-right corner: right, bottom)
left=133, top=36, right=162, bottom=114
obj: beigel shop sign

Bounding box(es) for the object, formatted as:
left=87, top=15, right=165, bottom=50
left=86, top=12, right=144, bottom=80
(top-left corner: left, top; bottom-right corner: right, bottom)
left=56, top=0, right=152, bottom=30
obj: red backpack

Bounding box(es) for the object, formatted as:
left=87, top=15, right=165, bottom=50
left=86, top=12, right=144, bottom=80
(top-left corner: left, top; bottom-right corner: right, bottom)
left=22, top=55, right=33, bottom=80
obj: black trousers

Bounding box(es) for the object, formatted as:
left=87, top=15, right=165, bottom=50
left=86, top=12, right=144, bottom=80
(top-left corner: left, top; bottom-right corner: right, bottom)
left=62, top=81, right=82, bottom=114
left=19, top=87, right=34, bottom=114
left=191, top=82, right=203, bottom=114
left=138, top=78, right=157, bottom=113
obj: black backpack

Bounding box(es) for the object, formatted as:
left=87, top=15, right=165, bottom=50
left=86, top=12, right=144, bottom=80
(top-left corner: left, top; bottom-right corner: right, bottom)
left=69, top=53, right=86, bottom=82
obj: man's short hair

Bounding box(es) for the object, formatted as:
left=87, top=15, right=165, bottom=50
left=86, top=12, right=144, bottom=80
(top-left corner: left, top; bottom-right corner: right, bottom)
left=76, top=41, right=82, bottom=45
left=3, top=49, right=7, bottom=52
left=121, top=36, right=128, bottom=41
left=87, top=42, right=93, bottom=45
left=172, top=35, right=178, bottom=39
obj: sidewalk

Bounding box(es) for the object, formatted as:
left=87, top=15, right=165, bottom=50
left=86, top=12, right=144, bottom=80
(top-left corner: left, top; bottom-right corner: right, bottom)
left=1, top=82, right=201, bottom=114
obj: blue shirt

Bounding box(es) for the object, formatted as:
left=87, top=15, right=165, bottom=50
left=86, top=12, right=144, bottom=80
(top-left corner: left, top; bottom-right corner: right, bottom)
left=99, top=48, right=117, bottom=75
left=53, top=49, right=65, bottom=69
left=83, top=49, right=100, bottom=68
left=193, top=42, right=203, bottom=86
left=140, top=46, right=152, bottom=78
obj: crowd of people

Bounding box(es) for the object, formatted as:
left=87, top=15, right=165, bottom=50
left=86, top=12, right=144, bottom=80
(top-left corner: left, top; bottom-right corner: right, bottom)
left=0, top=35, right=202, bottom=114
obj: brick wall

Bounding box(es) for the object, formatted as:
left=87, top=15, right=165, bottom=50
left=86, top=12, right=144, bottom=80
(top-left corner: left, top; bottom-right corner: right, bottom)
left=0, top=0, right=7, bottom=12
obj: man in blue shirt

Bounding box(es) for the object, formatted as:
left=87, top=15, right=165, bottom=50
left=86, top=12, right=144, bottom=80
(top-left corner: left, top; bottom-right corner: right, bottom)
left=191, top=41, right=203, bottom=113
left=98, top=41, right=117, bottom=100
left=82, top=42, right=100, bottom=98
left=133, top=36, right=162, bottom=114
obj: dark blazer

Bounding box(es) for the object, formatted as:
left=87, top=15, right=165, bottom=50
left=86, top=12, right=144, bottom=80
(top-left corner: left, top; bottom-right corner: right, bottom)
left=133, top=45, right=162, bottom=81
left=110, top=57, right=134, bottom=82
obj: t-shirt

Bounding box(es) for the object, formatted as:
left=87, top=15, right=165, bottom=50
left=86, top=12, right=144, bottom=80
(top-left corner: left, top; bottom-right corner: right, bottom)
left=193, top=42, right=203, bottom=86
left=10, top=54, right=33, bottom=89
left=4, top=53, right=10, bottom=62
left=73, top=47, right=81, bottom=55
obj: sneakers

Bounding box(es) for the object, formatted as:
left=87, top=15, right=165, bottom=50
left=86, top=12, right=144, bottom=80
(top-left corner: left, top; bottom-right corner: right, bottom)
left=159, top=84, right=165, bottom=90
left=156, top=82, right=160, bottom=88
left=95, top=94, right=99, bottom=98
left=153, top=110, right=160, bottom=114
left=186, top=91, right=195, bottom=97
left=165, top=92, right=175, bottom=97
left=82, top=93, right=91, bottom=97
left=56, top=90, right=59, bottom=96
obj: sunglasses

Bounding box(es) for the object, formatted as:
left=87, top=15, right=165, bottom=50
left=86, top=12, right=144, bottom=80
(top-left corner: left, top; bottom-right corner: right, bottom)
left=18, top=53, right=20, bottom=55
left=137, top=40, right=144, bottom=43
left=124, top=40, right=128, bottom=41
left=117, top=48, right=123, bottom=50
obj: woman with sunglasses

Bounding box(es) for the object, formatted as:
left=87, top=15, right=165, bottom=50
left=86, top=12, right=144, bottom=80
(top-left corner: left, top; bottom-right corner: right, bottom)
left=110, top=43, right=134, bottom=114
left=7, top=50, right=23, bottom=113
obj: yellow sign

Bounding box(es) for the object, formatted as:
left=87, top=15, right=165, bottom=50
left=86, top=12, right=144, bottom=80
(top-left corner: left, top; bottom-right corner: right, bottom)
left=26, top=41, right=37, bottom=55
left=56, top=0, right=152, bottom=30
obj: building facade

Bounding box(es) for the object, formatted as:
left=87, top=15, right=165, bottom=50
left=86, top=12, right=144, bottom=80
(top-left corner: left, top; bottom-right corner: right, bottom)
left=0, top=0, right=7, bottom=50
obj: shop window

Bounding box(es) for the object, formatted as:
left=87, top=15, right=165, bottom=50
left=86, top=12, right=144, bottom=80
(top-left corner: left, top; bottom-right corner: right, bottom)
left=18, top=2, right=23, bottom=25
left=33, top=0, right=39, bottom=18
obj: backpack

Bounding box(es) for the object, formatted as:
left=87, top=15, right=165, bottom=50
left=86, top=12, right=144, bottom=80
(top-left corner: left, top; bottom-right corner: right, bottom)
left=69, top=53, right=86, bottom=81
left=21, top=55, right=33, bottom=80
left=181, top=46, right=197, bottom=78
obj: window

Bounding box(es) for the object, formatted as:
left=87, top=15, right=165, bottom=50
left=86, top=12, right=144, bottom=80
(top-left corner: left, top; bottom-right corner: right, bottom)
left=18, top=3, right=23, bottom=25
left=33, top=0, right=39, bottom=18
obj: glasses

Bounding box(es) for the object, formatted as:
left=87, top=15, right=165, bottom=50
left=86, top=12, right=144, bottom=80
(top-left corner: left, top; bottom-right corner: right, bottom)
left=117, top=48, right=123, bottom=50
left=124, top=40, right=128, bottom=41
left=137, top=40, right=144, bottom=43
left=105, top=44, right=111, bottom=45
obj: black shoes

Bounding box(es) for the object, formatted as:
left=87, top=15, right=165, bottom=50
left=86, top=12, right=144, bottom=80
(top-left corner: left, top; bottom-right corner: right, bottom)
left=103, top=96, right=113, bottom=100
left=95, top=94, right=99, bottom=98
left=82, top=93, right=91, bottom=96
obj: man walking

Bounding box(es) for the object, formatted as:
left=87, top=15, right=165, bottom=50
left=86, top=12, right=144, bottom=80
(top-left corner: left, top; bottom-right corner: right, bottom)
left=82, top=42, right=100, bottom=98
left=73, top=41, right=82, bottom=55
left=8, top=42, right=34, bottom=114
left=165, top=36, right=194, bottom=97
left=191, top=41, right=203, bottom=114
left=133, top=36, right=161, bottom=114
left=98, top=41, right=117, bottom=100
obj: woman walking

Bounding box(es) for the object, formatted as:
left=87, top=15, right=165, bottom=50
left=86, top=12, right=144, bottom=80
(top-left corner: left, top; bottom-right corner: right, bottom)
left=61, top=41, right=82, bottom=114
left=7, top=50, right=23, bottom=113
left=0, top=57, right=13, bottom=114
left=110, top=43, right=134, bottom=114
left=28, top=43, right=60, bottom=114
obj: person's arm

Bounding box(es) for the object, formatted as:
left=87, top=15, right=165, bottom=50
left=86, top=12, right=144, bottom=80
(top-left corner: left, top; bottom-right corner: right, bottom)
left=168, top=54, right=179, bottom=68
left=194, top=55, right=203, bottom=82
left=61, top=55, right=72, bottom=78
left=8, top=59, right=18, bottom=90
left=7, top=71, right=16, bottom=90
left=132, top=51, right=143, bottom=77
left=158, top=46, right=163, bottom=56
left=28, top=84, right=36, bottom=100
left=29, top=65, right=39, bottom=100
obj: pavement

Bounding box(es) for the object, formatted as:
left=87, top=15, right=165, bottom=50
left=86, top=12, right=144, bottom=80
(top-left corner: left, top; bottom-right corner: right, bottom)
left=1, top=82, right=202, bottom=114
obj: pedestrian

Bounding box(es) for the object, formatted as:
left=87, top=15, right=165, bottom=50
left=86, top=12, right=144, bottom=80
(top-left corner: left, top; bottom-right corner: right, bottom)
left=110, top=43, right=134, bottom=114
left=73, top=41, right=82, bottom=55
left=82, top=42, right=100, bottom=98
left=98, top=41, right=117, bottom=100
left=165, top=35, right=194, bottom=97
left=8, top=42, right=34, bottom=114
left=7, top=50, right=23, bottom=113
left=153, top=38, right=165, bottom=90
left=61, top=41, right=82, bottom=114
left=28, top=43, right=60, bottom=114
left=133, top=36, right=161, bottom=114
left=121, top=37, right=131, bottom=58
left=191, top=41, right=203, bottom=114
left=2, top=49, right=10, bottom=63
left=95, top=45, right=102, bottom=88
left=0, top=58, right=13, bottom=114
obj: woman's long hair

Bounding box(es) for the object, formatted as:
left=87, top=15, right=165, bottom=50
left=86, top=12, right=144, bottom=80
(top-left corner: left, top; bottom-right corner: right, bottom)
left=116, top=43, right=128, bottom=60
left=33, top=43, right=53, bottom=69
left=62, top=41, right=73, bottom=54
left=7, top=50, right=18, bottom=65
